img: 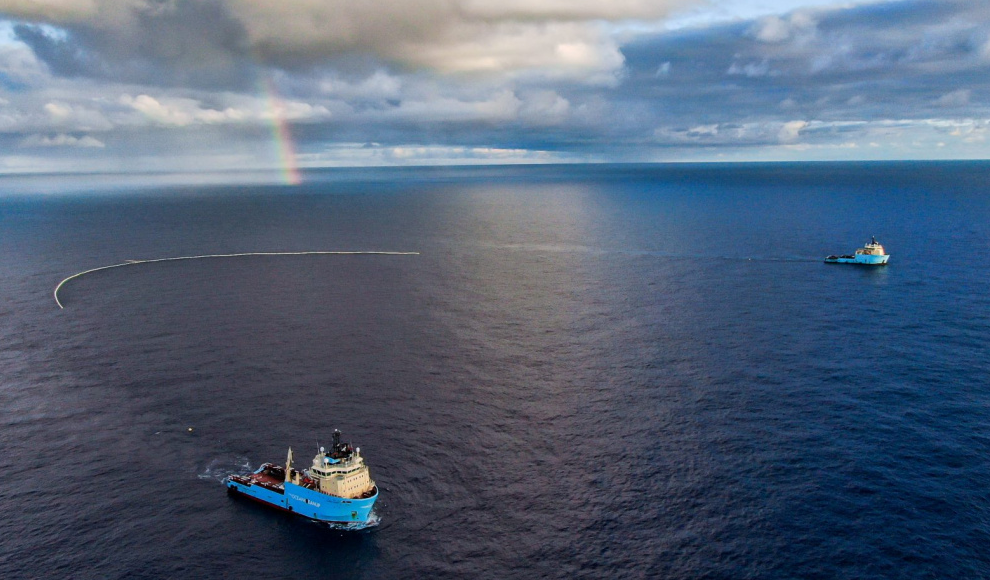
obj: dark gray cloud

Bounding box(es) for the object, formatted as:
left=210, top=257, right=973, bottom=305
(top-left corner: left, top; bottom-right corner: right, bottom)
left=12, top=24, right=101, bottom=78
left=13, top=0, right=255, bottom=90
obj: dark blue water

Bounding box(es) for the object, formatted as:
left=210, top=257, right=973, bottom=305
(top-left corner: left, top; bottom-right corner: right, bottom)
left=1, top=162, right=989, bottom=578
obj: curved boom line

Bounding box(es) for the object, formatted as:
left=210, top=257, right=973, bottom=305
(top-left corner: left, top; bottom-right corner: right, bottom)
left=53, top=251, right=420, bottom=309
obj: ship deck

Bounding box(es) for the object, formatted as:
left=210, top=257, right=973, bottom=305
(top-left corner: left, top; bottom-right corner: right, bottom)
left=246, top=471, right=285, bottom=488
left=230, top=464, right=321, bottom=492
left=229, top=464, right=288, bottom=493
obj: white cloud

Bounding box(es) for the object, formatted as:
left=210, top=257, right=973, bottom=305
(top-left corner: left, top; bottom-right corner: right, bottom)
left=728, top=60, right=776, bottom=77
left=405, top=22, right=627, bottom=83
left=297, top=142, right=563, bottom=166
left=779, top=120, right=807, bottom=142
left=120, top=94, right=196, bottom=126
left=117, top=93, right=329, bottom=127
left=20, top=133, right=105, bottom=148
left=519, top=91, right=570, bottom=126
left=384, top=144, right=557, bottom=164
left=749, top=11, right=817, bottom=44
left=35, top=100, right=113, bottom=131
left=688, top=124, right=718, bottom=136
left=752, top=16, right=790, bottom=43
left=655, top=120, right=821, bottom=145
left=925, top=118, right=989, bottom=143
left=43, top=101, right=72, bottom=119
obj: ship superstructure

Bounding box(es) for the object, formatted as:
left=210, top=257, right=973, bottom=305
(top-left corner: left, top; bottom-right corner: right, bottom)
left=825, top=236, right=889, bottom=265
left=226, top=430, right=378, bottom=524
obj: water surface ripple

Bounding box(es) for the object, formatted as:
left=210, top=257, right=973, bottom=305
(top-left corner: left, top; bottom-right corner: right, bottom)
left=1, top=162, right=989, bottom=578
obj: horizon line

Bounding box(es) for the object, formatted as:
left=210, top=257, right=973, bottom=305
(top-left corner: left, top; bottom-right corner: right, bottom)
left=3, top=158, right=990, bottom=179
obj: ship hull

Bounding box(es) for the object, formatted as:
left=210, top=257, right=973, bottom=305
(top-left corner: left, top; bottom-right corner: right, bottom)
left=227, top=476, right=377, bottom=524
left=824, top=254, right=889, bottom=265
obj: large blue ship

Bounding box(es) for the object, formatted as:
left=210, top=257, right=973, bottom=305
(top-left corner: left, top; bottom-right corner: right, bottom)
left=226, top=430, right=378, bottom=525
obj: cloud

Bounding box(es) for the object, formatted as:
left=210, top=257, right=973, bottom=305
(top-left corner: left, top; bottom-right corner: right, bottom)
left=623, top=0, right=990, bottom=123
left=11, top=3, right=255, bottom=89
left=688, top=124, right=719, bottom=136
left=0, top=29, right=50, bottom=86
left=933, top=89, right=971, bottom=107
left=378, top=89, right=522, bottom=123
left=749, top=11, right=817, bottom=44
left=4, top=0, right=990, bottom=170
left=4, top=0, right=703, bottom=83
left=117, top=93, right=330, bottom=127
left=12, top=22, right=99, bottom=77
left=779, top=120, right=807, bottom=142
left=292, top=142, right=565, bottom=167
left=402, top=21, right=626, bottom=83
left=654, top=120, right=817, bottom=146
left=20, top=132, right=105, bottom=147
left=318, top=70, right=402, bottom=102
left=727, top=59, right=776, bottom=77
left=1, top=1, right=105, bottom=23
left=43, top=101, right=70, bottom=119
left=229, top=0, right=696, bottom=70
left=36, top=100, right=112, bottom=131
left=518, top=90, right=570, bottom=126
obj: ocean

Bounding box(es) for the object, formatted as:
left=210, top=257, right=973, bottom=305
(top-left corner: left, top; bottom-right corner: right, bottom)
left=1, top=162, right=989, bottom=578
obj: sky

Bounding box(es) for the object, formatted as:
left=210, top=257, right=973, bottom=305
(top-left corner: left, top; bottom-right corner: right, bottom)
left=0, top=0, right=988, bottom=174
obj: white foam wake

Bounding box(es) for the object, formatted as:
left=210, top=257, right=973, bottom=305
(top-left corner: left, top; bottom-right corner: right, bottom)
left=199, top=456, right=254, bottom=483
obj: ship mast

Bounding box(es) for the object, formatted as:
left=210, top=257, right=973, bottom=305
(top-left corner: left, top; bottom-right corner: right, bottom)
left=285, top=447, right=293, bottom=484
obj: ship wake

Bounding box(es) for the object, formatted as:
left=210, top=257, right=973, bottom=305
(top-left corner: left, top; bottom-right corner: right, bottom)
left=317, top=509, right=381, bottom=531
left=199, top=456, right=254, bottom=484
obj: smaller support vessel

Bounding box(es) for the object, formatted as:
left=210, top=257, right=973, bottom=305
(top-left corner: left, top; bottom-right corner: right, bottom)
left=226, top=430, right=378, bottom=525
left=825, top=236, right=889, bottom=265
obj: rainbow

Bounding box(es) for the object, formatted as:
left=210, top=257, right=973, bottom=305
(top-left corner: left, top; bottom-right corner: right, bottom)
left=261, top=75, right=302, bottom=185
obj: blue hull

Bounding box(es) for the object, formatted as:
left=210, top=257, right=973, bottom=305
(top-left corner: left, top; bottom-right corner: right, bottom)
left=824, top=255, right=889, bottom=265
left=227, top=470, right=377, bottom=524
